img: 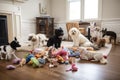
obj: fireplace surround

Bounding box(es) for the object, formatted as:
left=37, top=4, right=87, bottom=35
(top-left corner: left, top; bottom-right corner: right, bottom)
left=0, top=3, right=21, bottom=43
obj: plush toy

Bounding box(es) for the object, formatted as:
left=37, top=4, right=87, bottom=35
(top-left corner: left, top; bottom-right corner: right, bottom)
left=49, top=61, right=57, bottom=68
left=26, top=54, right=34, bottom=63
left=49, top=63, right=54, bottom=68
left=47, top=47, right=57, bottom=58
left=35, top=54, right=41, bottom=59
left=19, top=58, right=26, bottom=67
left=6, top=65, right=16, bottom=70
left=68, top=50, right=80, bottom=58
left=12, top=58, right=21, bottom=64
left=66, top=63, right=78, bottom=72
left=79, top=48, right=108, bottom=64
left=56, top=49, right=68, bottom=61
left=68, top=57, right=75, bottom=64
left=56, top=55, right=65, bottom=64
left=71, top=64, right=78, bottom=71
left=33, top=48, right=46, bottom=58
left=30, top=57, right=39, bottom=68
left=33, top=48, right=43, bottom=53
left=38, top=56, right=46, bottom=67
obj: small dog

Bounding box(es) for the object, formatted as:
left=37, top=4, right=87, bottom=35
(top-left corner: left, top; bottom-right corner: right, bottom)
left=79, top=47, right=107, bottom=64
left=0, top=37, right=21, bottom=60
left=47, top=27, right=64, bottom=49
left=101, top=28, right=117, bottom=44
left=28, top=33, right=48, bottom=49
left=91, top=37, right=106, bottom=48
left=69, top=27, right=93, bottom=47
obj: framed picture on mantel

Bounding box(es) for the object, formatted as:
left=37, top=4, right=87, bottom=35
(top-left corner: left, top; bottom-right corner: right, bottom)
left=39, top=3, right=47, bottom=14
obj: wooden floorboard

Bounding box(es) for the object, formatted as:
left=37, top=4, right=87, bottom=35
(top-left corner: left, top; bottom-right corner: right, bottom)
left=0, top=44, right=120, bottom=80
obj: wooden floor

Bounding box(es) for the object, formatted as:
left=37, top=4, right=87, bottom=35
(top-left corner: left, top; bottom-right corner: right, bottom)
left=0, top=44, right=120, bottom=80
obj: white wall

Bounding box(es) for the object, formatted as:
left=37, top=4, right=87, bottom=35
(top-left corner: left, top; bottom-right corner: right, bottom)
left=102, top=0, right=120, bottom=20
left=21, top=0, right=41, bottom=20
left=50, top=0, right=120, bottom=41
left=51, top=0, right=66, bottom=23
left=20, top=0, right=41, bottom=42
left=1, top=0, right=120, bottom=42
left=0, top=0, right=50, bottom=43
left=50, top=0, right=120, bottom=22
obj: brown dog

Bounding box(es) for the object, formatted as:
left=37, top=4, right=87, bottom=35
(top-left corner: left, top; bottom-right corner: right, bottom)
left=91, top=37, right=106, bottom=48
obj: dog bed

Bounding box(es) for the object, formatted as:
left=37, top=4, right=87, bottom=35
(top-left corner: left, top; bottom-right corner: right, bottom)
left=61, top=41, right=112, bottom=56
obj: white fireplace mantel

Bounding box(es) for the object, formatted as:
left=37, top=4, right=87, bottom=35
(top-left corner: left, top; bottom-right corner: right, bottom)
left=0, top=3, right=21, bottom=42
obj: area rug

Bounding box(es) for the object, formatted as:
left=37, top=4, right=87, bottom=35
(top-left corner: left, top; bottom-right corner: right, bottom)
left=61, top=41, right=112, bottom=56
left=18, top=41, right=112, bottom=56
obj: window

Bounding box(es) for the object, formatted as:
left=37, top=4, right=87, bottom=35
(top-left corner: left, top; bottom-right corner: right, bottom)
left=84, top=0, right=98, bottom=19
left=68, top=0, right=100, bottom=20
left=68, top=0, right=81, bottom=20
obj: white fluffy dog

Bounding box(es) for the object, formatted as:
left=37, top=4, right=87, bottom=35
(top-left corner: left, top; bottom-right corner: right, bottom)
left=79, top=47, right=107, bottom=64
left=28, top=33, right=48, bottom=49
left=69, top=27, right=93, bottom=47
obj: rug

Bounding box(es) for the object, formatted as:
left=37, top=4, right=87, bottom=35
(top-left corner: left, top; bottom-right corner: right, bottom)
left=18, top=41, right=112, bottom=56
left=61, top=41, right=112, bottom=56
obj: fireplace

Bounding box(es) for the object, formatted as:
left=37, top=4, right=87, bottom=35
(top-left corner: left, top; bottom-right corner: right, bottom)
left=0, top=15, right=8, bottom=45
left=0, top=3, right=21, bottom=44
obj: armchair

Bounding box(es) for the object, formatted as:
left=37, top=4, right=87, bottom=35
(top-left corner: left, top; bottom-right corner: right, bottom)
left=66, top=22, right=85, bottom=40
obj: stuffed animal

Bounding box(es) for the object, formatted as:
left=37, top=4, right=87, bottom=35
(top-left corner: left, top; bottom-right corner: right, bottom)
left=47, top=27, right=64, bottom=48
left=26, top=54, right=34, bottom=63
left=19, top=58, right=26, bottom=67
left=56, top=55, right=65, bottom=64
left=30, top=57, right=39, bottom=68
left=6, top=65, right=16, bottom=70
left=12, top=58, right=21, bottom=64
left=56, top=49, right=68, bottom=60
left=49, top=59, right=57, bottom=68
left=66, top=63, right=78, bottom=72
left=79, top=48, right=107, bottom=64
left=68, top=57, right=75, bottom=64
left=38, top=56, right=46, bottom=67
left=49, top=62, right=57, bottom=68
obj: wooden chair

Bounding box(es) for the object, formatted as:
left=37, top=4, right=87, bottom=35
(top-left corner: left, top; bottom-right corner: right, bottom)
left=66, top=22, right=85, bottom=40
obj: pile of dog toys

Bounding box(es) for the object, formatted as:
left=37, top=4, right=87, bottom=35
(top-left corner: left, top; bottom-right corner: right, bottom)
left=6, top=46, right=107, bottom=70
left=6, top=46, right=81, bottom=70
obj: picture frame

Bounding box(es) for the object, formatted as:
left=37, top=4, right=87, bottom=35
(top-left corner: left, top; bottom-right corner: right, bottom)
left=39, top=3, right=47, bottom=14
